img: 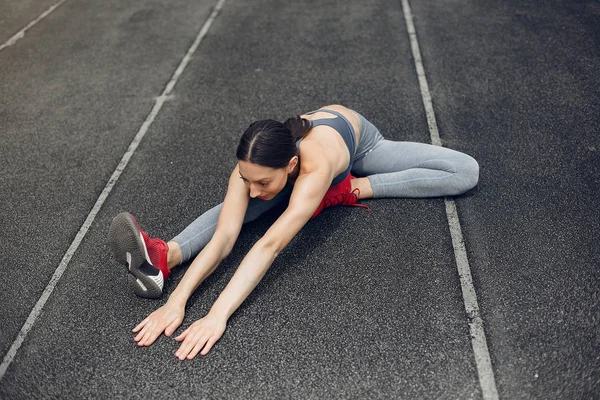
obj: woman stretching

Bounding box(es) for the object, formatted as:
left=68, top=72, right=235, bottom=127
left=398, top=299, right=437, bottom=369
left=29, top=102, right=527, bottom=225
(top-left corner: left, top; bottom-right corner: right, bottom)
left=108, top=104, right=479, bottom=360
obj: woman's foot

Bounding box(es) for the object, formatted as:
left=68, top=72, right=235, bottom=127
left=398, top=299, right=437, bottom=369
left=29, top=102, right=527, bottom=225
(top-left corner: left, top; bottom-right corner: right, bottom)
left=109, top=212, right=171, bottom=299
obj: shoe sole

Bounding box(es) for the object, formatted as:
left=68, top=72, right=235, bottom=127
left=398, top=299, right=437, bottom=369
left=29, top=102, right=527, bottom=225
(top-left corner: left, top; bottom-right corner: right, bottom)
left=108, top=212, right=164, bottom=299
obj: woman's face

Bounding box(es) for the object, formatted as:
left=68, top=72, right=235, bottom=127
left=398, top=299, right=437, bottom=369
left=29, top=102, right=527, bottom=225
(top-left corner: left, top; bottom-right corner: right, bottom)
left=238, top=158, right=297, bottom=200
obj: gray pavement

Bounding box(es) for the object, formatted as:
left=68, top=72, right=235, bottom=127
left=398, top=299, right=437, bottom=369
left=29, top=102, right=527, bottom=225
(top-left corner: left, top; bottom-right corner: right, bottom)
left=1, top=0, right=598, bottom=399
left=410, top=1, right=600, bottom=397
left=0, top=0, right=59, bottom=42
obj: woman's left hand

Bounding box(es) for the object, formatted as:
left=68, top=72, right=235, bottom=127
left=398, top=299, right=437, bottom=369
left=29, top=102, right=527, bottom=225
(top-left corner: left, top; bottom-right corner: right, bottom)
left=174, top=313, right=227, bottom=359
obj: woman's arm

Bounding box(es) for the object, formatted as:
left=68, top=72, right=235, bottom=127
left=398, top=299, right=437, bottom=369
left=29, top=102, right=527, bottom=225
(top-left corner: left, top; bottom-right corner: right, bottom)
left=174, top=145, right=333, bottom=359
left=168, top=164, right=250, bottom=307
left=209, top=168, right=330, bottom=319
left=132, top=164, right=249, bottom=347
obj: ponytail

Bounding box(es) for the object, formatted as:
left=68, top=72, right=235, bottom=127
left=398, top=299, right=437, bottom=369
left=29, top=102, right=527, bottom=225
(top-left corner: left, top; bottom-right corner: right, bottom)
left=283, top=115, right=312, bottom=141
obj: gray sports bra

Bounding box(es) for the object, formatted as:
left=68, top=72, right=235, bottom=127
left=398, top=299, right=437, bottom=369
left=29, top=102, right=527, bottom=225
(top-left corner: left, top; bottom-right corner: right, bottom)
left=296, top=109, right=357, bottom=186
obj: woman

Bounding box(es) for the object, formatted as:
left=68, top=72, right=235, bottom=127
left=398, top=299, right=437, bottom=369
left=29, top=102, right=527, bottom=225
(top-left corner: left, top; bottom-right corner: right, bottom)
left=108, top=104, right=479, bottom=360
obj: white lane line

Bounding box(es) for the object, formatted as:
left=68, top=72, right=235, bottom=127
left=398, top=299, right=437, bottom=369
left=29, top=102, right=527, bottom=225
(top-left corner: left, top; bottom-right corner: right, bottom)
left=400, top=1, right=499, bottom=399
left=0, top=0, right=67, bottom=53
left=0, top=0, right=227, bottom=381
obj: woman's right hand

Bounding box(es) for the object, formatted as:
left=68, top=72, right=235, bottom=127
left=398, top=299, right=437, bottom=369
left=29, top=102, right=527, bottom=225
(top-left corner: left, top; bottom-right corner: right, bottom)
left=132, top=301, right=185, bottom=347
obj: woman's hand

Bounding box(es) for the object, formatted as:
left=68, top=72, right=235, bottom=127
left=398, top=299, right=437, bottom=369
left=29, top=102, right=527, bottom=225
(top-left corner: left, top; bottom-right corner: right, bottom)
left=174, top=313, right=226, bottom=359
left=132, top=302, right=185, bottom=347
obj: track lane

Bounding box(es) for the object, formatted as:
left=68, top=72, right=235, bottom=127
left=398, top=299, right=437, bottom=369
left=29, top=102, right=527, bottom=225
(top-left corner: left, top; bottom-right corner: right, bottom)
left=0, top=0, right=219, bottom=362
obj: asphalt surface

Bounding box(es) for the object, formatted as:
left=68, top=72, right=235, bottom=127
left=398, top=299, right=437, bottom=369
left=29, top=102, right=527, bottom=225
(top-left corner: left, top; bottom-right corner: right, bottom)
left=1, top=0, right=598, bottom=399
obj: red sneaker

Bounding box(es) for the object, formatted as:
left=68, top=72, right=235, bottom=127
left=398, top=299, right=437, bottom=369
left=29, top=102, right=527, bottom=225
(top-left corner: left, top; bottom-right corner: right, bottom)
left=311, top=174, right=370, bottom=219
left=109, top=212, right=170, bottom=298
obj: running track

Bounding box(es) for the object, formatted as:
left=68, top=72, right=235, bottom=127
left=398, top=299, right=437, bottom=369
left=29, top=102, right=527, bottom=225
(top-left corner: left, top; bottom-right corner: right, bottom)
left=1, top=0, right=598, bottom=398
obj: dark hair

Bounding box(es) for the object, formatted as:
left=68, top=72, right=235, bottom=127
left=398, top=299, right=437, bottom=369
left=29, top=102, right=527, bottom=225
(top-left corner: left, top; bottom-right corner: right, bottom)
left=236, top=115, right=312, bottom=168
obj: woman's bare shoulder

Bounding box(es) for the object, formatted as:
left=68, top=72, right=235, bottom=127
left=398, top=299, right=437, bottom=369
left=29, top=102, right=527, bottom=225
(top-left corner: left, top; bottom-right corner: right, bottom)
left=321, top=104, right=347, bottom=111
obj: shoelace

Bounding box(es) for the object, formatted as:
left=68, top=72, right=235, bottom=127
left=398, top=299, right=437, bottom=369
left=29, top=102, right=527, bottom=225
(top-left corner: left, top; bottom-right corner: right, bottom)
left=323, top=188, right=370, bottom=211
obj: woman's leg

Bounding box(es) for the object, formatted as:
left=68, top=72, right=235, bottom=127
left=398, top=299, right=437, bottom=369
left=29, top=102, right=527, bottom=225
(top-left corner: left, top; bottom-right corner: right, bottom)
left=170, top=183, right=293, bottom=263
left=351, top=113, right=479, bottom=198
left=353, top=141, right=479, bottom=198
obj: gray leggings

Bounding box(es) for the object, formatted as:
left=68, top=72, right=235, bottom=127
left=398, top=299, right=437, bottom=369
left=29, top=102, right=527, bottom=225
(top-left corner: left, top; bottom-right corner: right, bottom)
left=172, top=113, right=479, bottom=262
